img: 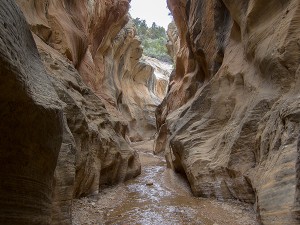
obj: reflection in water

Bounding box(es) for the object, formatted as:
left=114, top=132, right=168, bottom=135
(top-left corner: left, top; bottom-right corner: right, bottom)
left=104, top=141, right=214, bottom=225
left=73, top=140, right=258, bottom=225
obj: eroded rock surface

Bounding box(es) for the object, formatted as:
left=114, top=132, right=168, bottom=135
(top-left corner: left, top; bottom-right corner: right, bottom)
left=156, top=0, right=300, bottom=224
left=13, top=0, right=172, bottom=223
left=34, top=37, right=141, bottom=224
left=101, top=21, right=171, bottom=141
left=10, top=0, right=175, bottom=224
left=16, top=0, right=170, bottom=143
left=0, top=1, right=63, bottom=224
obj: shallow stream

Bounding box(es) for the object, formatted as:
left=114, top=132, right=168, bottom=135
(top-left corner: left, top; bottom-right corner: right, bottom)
left=73, top=140, right=258, bottom=225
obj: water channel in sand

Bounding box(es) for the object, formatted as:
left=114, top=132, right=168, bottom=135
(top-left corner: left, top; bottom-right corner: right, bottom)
left=73, top=140, right=259, bottom=225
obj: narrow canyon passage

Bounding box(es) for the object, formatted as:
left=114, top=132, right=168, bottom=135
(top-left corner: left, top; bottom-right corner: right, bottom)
left=73, top=140, right=258, bottom=225
left=1, top=0, right=300, bottom=224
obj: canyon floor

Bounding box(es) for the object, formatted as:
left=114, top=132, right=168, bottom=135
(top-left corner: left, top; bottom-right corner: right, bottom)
left=72, top=140, right=260, bottom=225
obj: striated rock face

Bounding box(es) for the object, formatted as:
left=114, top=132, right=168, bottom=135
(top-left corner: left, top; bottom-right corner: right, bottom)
left=100, top=20, right=171, bottom=141
left=143, top=56, right=171, bottom=101
left=13, top=0, right=171, bottom=223
left=16, top=0, right=170, bottom=144
left=34, top=37, right=141, bottom=224
left=11, top=0, right=162, bottom=224
left=157, top=0, right=300, bottom=224
left=166, top=21, right=179, bottom=63
left=0, top=1, right=64, bottom=224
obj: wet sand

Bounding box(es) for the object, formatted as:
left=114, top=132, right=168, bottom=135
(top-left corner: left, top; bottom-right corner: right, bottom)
left=72, top=140, right=259, bottom=225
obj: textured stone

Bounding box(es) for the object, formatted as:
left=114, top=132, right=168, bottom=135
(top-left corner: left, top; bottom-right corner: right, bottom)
left=156, top=0, right=300, bottom=224
left=16, top=0, right=170, bottom=142
left=0, top=1, right=64, bottom=224
left=33, top=37, right=141, bottom=224
left=95, top=20, right=171, bottom=142
left=14, top=0, right=171, bottom=223
left=1, top=0, right=168, bottom=224
left=14, top=0, right=151, bottom=224
left=166, top=21, right=179, bottom=63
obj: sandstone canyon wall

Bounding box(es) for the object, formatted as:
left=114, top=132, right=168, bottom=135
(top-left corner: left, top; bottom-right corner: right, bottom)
left=100, top=20, right=171, bottom=141
left=0, top=0, right=171, bottom=224
left=12, top=0, right=170, bottom=223
left=156, top=0, right=300, bottom=224
left=0, top=1, right=64, bottom=224
left=15, top=0, right=169, bottom=144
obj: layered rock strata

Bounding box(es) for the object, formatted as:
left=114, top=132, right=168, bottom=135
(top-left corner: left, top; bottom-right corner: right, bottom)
left=35, top=36, right=141, bottom=224
left=0, top=0, right=176, bottom=224
left=101, top=20, right=171, bottom=141
left=16, top=0, right=170, bottom=143
left=0, top=1, right=64, bottom=224
left=156, top=0, right=300, bottom=224
left=12, top=0, right=170, bottom=223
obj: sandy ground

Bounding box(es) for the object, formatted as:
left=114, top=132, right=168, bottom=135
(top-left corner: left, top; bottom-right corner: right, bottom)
left=72, top=140, right=259, bottom=225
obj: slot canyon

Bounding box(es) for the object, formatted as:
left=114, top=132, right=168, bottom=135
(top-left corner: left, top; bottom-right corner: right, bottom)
left=0, top=0, right=299, bottom=224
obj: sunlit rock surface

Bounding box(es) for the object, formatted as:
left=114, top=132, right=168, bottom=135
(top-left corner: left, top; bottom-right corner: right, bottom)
left=156, top=0, right=300, bottom=224
left=16, top=0, right=170, bottom=143
left=100, top=20, right=171, bottom=142
left=12, top=0, right=176, bottom=224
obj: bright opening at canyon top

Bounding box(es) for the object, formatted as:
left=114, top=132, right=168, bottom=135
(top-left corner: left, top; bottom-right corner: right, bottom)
left=1, top=0, right=299, bottom=224
left=129, top=0, right=172, bottom=29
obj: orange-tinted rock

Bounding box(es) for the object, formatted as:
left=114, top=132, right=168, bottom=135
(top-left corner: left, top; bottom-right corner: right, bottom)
left=157, top=0, right=300, bottom=224
left=14, top=0, right=171, bottom=223
left=34, top=36, right=141, bottom=224
left=16, top=0, right=170, bottom=142
left=14, top=0, right=149, bottom=224
left=98, top=20, right=171, bottom=141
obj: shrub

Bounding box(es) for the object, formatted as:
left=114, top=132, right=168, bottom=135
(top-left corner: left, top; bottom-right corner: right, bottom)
left=132, top=18, right=172, bottom=64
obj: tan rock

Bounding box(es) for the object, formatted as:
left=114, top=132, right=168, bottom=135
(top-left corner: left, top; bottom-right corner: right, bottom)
left=99, top=20, right=171, bottom=141
left=34, top=33, right=141, bottom=224
left=156, top=0, right=300, bottom=224
left=15, top=0, right=152, bottom=224
left=14, top=0, right=173, bottom=223
left=16, top=0, right=170, bottom=143
left=166, top=21, right=179, bottom=63
left=0, top=1, right=64, bottom=224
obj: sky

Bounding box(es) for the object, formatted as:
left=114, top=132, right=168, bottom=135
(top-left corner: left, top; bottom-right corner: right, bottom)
left=129, top=0, right=173, bottom=30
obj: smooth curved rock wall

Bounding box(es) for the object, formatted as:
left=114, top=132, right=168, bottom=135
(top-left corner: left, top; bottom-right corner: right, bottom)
left=12, top=0, right=147, bottom=224
left=157, top=0, right=300, bottom=224
left=14, top=0, right=171, bottom=223
left=0, top=1, right=63, bottom=224
left=16, top=0, right=170, bottom=143
left=33, top=36, right=141, bottom=224
left=101, top=20, right=171, bottom=142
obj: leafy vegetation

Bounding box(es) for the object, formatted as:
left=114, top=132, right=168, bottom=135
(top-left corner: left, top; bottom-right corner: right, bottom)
left=132, top=18, right=172, bottom=63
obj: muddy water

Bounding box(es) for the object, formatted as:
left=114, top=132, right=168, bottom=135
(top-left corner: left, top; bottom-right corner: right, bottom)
left=104, top=155, right=210, bottom=224
left=73, top=140, right=259, bottom=225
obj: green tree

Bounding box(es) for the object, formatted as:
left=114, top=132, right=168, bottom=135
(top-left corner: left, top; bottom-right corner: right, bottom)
left=133, top=18, right=147, bottom=38
left=132, top=18, right=172, bottom=63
